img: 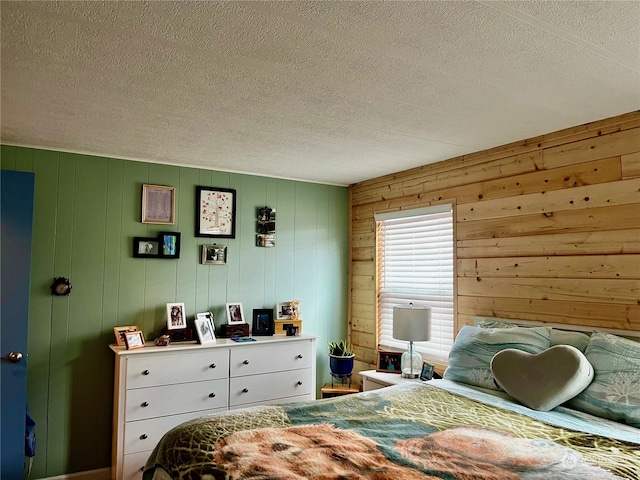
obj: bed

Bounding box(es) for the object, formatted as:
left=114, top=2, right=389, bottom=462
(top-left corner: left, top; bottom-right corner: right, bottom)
left=143, top=324, right=640, bottom=480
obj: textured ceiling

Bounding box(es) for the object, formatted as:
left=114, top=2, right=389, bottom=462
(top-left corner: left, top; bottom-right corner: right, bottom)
left=2, top=1, right=639, bottom=186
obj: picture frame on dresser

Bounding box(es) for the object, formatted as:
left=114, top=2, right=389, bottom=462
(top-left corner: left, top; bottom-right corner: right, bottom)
left=113, top=325, right=140, bottom=346
left=166, top=302, right=187, bottom=329
left=277, top=301, right=293, bottom=320
left=194, top=314, right=216, bottom=345
left=124, top=330, right=145, bottom=350
left=376, top=350, right=402, bottom=373
left=252, top=309, right=274, bottom=336
left=226, top=302, right=245, bottom=324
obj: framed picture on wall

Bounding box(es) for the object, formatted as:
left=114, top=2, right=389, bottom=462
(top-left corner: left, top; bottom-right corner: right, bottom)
left=142, top=184, right=175, bottom=225
left=160, top=232, right=181, bottom=258
left=196, top=186, right=236, bottom=238
left=133, top=237, right=160, bottom=258
left=201, top=244, right=227, bottom=265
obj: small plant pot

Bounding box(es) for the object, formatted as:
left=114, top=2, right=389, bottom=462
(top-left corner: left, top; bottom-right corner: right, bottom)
left=329, top=354, right=355, bottom=377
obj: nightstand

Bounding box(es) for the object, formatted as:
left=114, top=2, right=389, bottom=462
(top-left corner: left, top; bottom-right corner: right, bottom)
left=360, top=370, right=424, bottom=392
left=321, top=383, right=360, bottom=398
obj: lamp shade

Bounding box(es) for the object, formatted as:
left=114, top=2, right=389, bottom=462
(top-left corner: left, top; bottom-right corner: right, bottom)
left=392, top=304, right=431, bottom=342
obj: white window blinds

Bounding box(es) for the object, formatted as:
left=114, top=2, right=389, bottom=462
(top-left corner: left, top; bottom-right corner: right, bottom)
left=376, top=205, right=454, bottom=364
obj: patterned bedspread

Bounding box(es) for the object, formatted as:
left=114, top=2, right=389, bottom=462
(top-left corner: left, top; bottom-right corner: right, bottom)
left=143, top=383, right=640, bottom=480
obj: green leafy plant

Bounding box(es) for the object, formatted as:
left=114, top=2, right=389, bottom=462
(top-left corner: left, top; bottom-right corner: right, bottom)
left=327, top=339, right=354, bottom=357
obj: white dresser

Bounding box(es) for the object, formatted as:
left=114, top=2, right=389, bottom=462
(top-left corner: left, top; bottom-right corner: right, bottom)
left=110, top=335, right=317, bottom=480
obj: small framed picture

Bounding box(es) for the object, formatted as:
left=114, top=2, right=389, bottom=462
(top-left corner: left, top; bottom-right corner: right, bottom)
left=256, top=234, right=275, bottom=247
left=420, top=361, right=435, bottom=381
left=376, top=350, right=402, bottom=374
left=201, top=244, right=227, bottom=265
left=252, top=309, right=274, bottom=336
left=196, top=186, right=236, bottom=238
left=226, top=302, right=245, bottom=324
left=133, top=237, right=160, bottom=258
left=142, top=184, right=175, bottom=225
left=124, top=330, right=145, bottom=350
left=113, top=325, right=140, bottom=346
left=194, top=313, right=216, bottom=345
left=166, top=302, right=187, bottom=330
left=160, top=232, right=180, bottom=258
left=277, top=302, right=292, bottom=320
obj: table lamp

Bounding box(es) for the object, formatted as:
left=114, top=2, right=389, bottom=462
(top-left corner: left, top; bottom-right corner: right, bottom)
left=392, top=303, right=431, bottom=378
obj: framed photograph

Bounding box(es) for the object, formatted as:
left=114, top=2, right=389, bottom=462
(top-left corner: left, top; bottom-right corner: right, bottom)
left=124, top=330, right=145, bottom=350
left=256, top=234, right=275, bottom=247
left=277, top=302, right=292, bottom=320
left=166, top=302, right=187, bottom=330
left=160, top=232, right=180, bottom=258
left=142, top=184, right=175, bottom=224
left=201, top=244, right=227, bottom=265
left=196, top=186, right=236, bottom=238
left=376, top=350, right=402, bottom=373
left=225, top=302, right=245, bottom=324
left=133, top=237, right=160, bottom=258
left=252, top=309, right=274, bottom=336
left=420, top=361, right=435, bottom=381
left=194, top=313, right=216, bottom=345
left=113, top=325, right=140, bottom=346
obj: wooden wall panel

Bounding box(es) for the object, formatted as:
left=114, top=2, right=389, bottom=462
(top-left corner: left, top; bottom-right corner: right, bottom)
left=349, top=111, right=640, bottom=373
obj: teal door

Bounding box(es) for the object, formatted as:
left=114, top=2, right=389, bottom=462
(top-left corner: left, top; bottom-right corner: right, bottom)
left=1, top=170, right=35, bottom=479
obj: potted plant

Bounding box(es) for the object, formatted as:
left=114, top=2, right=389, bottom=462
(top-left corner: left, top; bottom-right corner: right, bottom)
left=328, top=340, right=355, bottom=377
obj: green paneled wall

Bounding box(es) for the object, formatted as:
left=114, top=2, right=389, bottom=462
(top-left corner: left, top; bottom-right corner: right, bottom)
left=1, top=145, right=349, bottom=478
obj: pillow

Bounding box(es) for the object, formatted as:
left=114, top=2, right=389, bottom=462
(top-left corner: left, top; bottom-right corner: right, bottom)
left=474, top=316, right=590, bottom=352
left=550, top=330, right=590, bottom=352
left=567, top=332, right=640, bottom=427
left=443, top=325, right=552, bottom=390
left=491, top=345, right=593, bottom=411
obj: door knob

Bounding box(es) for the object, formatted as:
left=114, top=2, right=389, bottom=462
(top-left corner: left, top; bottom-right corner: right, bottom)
left=4, top=351, right=23, bottom=363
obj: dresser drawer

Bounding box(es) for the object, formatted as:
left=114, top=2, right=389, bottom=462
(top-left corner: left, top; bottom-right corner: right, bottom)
left=124, top=407, right=226, bottom=454
left=122, top=450, right=150, bottom=480
left=125, top=379, right=228, bottom=422
left=126, top=349, right=229, bottom=389
left=230, top=368, right=311, bottom=407
left=230, top=341, right=312, bottom=377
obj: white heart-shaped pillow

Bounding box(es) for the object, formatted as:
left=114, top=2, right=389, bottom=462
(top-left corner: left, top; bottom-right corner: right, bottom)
left=491, top=345, right=593, bottom=411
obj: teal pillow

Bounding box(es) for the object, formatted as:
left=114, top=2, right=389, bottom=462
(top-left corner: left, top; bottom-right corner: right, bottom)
left=444, top=325, right=552, bottom=390
left=567, top=332, right=640, bottom=427
left=475, top=317, right=590, bottom=352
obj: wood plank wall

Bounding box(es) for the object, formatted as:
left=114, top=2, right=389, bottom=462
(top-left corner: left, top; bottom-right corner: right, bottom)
left=348, top=111, right=640, bottom=377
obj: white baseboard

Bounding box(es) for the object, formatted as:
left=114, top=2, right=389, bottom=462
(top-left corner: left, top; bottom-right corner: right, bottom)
left=36, top=467, right=110, bottom=480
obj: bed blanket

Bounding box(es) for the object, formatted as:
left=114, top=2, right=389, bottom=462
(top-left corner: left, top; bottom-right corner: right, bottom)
left=144, top=383, right=639, bottom=480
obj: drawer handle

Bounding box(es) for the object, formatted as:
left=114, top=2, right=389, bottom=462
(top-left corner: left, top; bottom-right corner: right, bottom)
left=296, top=381, right=303, bottom=386
left=296, top=354, right=303, bottom=359
left=243, top=360, right=250, bottom=365
left=209, top=363, right=216, bottom=369
left=142, top=370, right=150, bottom=376
left=209, top=393, right=216, bottom=398
left=242, top=388, right=249, bottom=393
left=141, top=402, right=149, bottom=408
left=140, top=434, right=148, bottom=440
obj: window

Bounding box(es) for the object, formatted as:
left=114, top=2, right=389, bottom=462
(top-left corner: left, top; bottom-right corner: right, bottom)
left=375, top=204, right=454, bottom=364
